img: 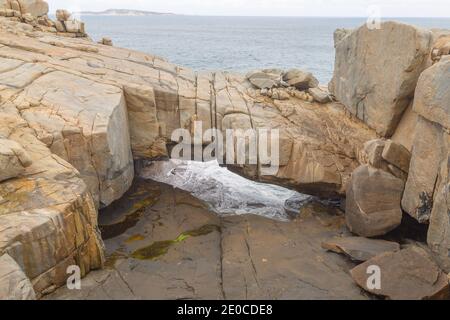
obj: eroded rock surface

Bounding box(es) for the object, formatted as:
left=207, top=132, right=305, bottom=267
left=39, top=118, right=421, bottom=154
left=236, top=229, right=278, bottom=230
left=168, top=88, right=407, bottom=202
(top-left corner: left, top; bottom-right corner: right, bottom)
left=330, top=21, right=433, bottom=137
left=403, top=58, right=450, bottom=270
left=46, top=180, right=368, bottom=300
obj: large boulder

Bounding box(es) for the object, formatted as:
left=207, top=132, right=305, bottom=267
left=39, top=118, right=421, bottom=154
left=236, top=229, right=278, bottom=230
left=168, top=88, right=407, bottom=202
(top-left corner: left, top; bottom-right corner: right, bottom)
left=9, top=70, right=134, bottom=208
left=0, top=102, right=104, bottom=298
left=413, top=58, right=450, bottom=131
left=345, top=165, right=404, bottom=237
left=283, top=68, right=318, bottom=90
left=17, top=0, right=48, bottom=17
left=0, top=254, right=35, bottom=300
left=351, top=246, right=449, bottom=300
left=427, top=148, right=450, bottom=272
left=402, top=117, right=445, bottom=223
left=55, top=9, right=71, bottom=22
left=403, top=58, right=450, bottom=270
left=329, top=21, right=433, bottom=137
left=0, top=0, right=48, bottom=17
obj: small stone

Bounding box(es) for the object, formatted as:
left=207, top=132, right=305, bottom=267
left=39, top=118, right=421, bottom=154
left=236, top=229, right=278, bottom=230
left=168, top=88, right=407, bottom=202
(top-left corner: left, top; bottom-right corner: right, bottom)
left=246, top=70, right=282, bottom=89
left=382, top=140, right=411, bottom=173
left=282, top=69, right=319, bottom=90
left=362, top=139, right=387, bottom=169
left=350, top=246, right=450, bottom=300
left=99, top=37, right=113, bottom=46
left=322, top=237, right=400, bottom=262
left=308, top=87, right=331, bottom=103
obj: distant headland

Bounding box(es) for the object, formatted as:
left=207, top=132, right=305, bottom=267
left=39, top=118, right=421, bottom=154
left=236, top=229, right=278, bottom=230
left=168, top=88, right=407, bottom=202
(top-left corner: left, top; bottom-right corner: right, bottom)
left=76, top=9, right=175, bottom=16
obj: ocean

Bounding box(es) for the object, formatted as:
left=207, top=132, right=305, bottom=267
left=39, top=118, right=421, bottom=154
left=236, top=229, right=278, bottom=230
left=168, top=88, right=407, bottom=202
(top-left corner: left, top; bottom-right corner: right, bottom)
left=81, top=16, right=449, bottom=84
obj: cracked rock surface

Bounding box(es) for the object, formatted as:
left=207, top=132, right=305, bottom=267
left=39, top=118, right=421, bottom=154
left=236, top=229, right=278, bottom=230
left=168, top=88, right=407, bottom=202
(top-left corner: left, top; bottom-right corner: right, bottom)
left=46, top=180, right=367, bottom=300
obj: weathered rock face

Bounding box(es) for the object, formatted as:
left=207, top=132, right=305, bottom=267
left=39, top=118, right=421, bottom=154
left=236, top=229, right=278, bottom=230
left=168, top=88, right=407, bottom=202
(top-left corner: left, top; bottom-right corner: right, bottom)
left=0, top=137, right=32, bottom=181
left=0, top=0, right=48, bottom=17
left=1, top=11, right=448, bottom=298
left=345, top=165, right=404, bottom=237
left=0, top=253, right=36, bottom=300
left=431, top=34, right=450, bottom=63
left=428, top=151, right=450, bottom=271
left=351, top=246, right=449, bottom=300
left=391, top=103, right=418, bottom=152
left=0, top=102, right=104, bottom=297
left=330, top=21, right=433, bottom=137
left=17, top=0, right=48, bottom=17
left=11, top=70, right=135, bottom=208
left=0, top=22, right=377, bottom=198
left=401, top=118, right=444, bottom=223
left=402, top=58, right=450, bottom=270
left=413, top=58, right=450, bottom=131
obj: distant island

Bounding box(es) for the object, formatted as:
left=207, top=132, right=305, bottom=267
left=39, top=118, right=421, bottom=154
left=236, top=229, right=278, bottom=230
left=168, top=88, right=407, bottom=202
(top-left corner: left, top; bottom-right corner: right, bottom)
left=77, top=9, right=175, bottom=16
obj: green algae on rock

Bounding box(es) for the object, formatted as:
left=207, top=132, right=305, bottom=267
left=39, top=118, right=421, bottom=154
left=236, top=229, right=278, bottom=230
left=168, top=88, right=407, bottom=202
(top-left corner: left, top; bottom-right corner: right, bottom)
left=131, top=224, right=221, bottom=260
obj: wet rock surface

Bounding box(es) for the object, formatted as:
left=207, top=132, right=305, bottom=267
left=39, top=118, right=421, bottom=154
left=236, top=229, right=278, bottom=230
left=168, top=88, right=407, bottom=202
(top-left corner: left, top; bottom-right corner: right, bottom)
left=46, top=179, right=367, bottom=300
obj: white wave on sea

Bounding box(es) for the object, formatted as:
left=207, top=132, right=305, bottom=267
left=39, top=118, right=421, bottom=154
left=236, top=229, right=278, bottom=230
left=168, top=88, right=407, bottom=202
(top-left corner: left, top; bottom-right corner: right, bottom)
left=139, top=159, right=313, bottom=221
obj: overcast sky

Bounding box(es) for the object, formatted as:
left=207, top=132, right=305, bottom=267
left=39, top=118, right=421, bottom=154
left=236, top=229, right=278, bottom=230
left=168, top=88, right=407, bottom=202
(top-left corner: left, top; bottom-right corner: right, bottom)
left=47, top=0, right=450, bottom=17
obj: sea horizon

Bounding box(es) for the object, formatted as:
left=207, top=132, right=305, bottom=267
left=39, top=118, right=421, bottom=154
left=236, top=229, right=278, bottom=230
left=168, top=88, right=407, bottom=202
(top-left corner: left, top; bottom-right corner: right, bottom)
left=75, top=15, right=450, bottom=84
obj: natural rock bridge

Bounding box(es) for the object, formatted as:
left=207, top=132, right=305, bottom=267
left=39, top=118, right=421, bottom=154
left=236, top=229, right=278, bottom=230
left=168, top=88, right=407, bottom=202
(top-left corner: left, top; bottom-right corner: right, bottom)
left=0, top=6, right=449, bottom=299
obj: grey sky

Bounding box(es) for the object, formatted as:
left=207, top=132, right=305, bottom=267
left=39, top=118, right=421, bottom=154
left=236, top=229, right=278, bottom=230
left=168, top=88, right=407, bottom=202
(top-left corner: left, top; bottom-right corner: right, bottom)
left=47, top=0, right=450, bottom=17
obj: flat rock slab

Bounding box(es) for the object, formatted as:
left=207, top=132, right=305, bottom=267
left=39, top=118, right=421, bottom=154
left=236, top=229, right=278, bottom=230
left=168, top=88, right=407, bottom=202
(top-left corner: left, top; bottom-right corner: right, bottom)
left=322, top=237, right=400, bottom=262
left=351, top=246, right=450, bottom=300
left=46, top=180, right=367, bottom=300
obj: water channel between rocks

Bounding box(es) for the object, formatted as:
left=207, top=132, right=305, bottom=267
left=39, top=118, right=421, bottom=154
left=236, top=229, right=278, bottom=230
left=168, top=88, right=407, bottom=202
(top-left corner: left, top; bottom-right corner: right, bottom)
left=44, top=159, right=379, bottom=299
left=46, top=160, right=427, bottom=299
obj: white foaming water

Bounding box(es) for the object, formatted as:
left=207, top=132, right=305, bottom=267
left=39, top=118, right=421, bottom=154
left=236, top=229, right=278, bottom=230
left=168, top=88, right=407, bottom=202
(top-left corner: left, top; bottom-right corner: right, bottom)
left=140, top=160, right=312, bottom=221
